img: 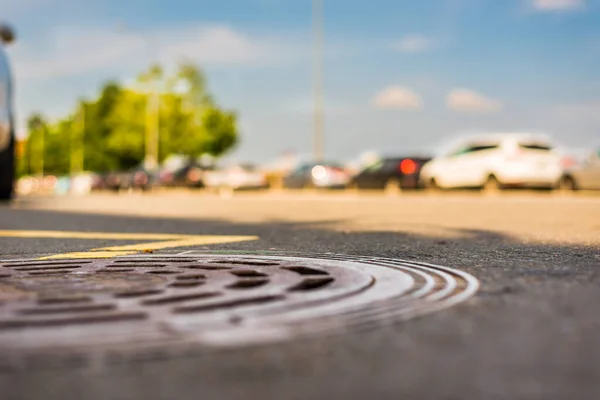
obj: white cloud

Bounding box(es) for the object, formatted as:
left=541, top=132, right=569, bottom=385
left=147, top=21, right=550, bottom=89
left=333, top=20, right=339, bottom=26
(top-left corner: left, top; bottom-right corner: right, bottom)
left=391, top=35, right=434, bottom=53
left=158, top=26, right=280, bottom=65
left=446, top=88, right=503, bottom=113
left=372, top=86, right=422, bottom=110
left=12, top=30, right=144, bottom=81
left=11, top=24, right=296, bottom=82
left=531, top=0, right=585, bottom=12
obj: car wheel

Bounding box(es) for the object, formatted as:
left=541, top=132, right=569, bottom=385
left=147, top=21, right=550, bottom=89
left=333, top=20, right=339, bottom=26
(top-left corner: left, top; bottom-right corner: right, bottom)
left=0, top=141, right=15, bottom=201
left=384, top=178, right=401, bottom=195
left=218, top=185, right=234, bottom=198
left=482, top=175, right=502, bottom=193
left=303, top=180, right=315, bottom=190
left=557, top=175, right=577, bottom=192
left=425, top=177, right=439, bottom=192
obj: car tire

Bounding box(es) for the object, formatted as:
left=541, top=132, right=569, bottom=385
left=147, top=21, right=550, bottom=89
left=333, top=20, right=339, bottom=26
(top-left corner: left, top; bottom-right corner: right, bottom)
left=218, top=185, right=234, bottom=198
left=347, top=181, right=359, bottom=191
left=384, top=178, right=401, bottom=194
left=303, top=180, right=315, bottom=190
left=557, top=175, right=577, bottom=192
left=0, top=139, right=15, bottom=201
left=482, top=175, right=502, bottom=193
left=425, top=177, right=439, bottom=192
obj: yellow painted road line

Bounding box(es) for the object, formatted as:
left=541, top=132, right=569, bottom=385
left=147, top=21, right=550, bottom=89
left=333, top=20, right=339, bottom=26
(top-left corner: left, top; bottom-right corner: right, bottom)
left=40, top=251, right=139, bottom=259
left=96, top=236, right=259, bottom=252
left=0, top=230, right=189, bottom=240
left=0, top=230, right=259, bottom=260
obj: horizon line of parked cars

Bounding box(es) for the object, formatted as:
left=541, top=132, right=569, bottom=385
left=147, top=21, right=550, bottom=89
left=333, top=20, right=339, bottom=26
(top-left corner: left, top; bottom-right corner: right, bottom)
left=5, top=23, right=599, bottom=199
left=14, top=132, right=600, bottom=196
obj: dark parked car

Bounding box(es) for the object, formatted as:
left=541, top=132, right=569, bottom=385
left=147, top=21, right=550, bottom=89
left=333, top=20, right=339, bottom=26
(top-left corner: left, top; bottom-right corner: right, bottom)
left=158, top=160, right=210, bottom=188
left=283, top=162, right=351, bottom=189
left=351, top=156, right=432, bottom=191
left=102, top=166, right=156, bottom=192
left=123, top=166, right=157, bottom=191
left=102, top=171, right=127, bottom=191
left=0, top=25, right=15, bottom=200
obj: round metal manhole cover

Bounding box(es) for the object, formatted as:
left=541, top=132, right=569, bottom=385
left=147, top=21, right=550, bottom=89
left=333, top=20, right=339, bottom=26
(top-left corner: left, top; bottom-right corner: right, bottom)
left=0, top=253, right=478, bottom=370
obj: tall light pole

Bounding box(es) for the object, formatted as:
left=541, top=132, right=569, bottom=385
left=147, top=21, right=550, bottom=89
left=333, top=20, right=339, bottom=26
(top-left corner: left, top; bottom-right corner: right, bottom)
left=70, top=103, right=84, bottom=176
left=116, top=23, right=160, bottom=171
left=145, top=79, right=160, bottom=171
left=312, top=0, right=325, bottom=162
left=30, top=119, right=44, bottom=177
left=38, top=123, right=44, bottom=177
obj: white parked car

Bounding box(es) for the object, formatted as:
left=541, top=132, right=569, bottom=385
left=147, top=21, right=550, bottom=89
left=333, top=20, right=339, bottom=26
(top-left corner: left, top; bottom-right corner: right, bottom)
left=203, top=164, right=268, bottom=191
left=420, top=133, right=563, bottom=190
left=560, top=148, right=600, bottom=191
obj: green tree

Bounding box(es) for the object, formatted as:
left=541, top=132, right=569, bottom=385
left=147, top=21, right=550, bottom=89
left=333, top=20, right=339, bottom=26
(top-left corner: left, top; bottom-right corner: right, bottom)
left=21, top=61, right=239, bottom=175
left=44, top=119, right=71, bottom=175
left=23, top=114, right=47, bottom=176
left=201, top=108, right=238, bottom=156
left=83, top=82, right=124, bottom=172
left=174, top=60, right=213, bottom=107
left=104, top=88, right=147, bottom=169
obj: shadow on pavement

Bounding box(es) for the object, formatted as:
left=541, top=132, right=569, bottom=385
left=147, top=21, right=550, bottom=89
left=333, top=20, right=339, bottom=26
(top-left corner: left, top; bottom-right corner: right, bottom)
left=1, top=207, right=599, bottom=400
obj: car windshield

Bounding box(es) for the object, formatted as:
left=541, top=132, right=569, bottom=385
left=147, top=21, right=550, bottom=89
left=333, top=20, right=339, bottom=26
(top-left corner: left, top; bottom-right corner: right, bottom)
left=519, top=142, right=553, bottom=151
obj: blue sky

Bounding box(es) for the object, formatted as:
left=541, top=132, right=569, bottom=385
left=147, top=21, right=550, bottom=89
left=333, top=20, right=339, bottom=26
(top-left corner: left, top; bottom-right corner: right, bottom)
left=3, top=0, right=600, bottom=163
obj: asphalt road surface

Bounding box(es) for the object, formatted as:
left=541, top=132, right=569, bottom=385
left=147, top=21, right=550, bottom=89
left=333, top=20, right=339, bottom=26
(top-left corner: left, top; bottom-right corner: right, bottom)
left=1, top=190, right=599, bottom=400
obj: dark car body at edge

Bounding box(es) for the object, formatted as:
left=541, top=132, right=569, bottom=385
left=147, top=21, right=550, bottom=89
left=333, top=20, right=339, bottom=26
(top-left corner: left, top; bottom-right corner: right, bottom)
left=351, top=156, right=432, bottom=190
left=0, top=25, right=15, bottom=200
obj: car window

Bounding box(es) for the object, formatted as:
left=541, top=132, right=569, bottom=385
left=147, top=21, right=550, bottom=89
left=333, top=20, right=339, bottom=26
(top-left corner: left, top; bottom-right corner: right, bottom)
left=323, top=162, right=344, bottom=170
left=292, top=164, right=312, bottom=176
left=519, top=143, right=553, bottom=151
left=363, top=160, right=383, bottom=172
left=471, top=144, right=499, bottom=152
left=449, top=144, right=498, bottom=157
left=239, top=164, right=256, bottom=171
left=381, top=159, right=400, bottom=172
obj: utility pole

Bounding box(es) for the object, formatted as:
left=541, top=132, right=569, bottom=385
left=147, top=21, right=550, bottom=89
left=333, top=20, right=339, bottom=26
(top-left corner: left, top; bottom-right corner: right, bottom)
left=30, top=121, right=44, bottom=176
left=145, top=85, right=160, bottom=171
left=38, top=124, right=44, bottom=177
left=27, top=134, right=32, bottom=176
left=117, top=23, right=161, bottom=171
left=312, top=0, right=325, bottom=163
left=71, top=104, right=84, bottom=176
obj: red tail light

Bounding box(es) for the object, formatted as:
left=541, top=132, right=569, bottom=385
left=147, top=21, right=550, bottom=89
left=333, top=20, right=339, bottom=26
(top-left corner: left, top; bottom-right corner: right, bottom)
left=399, top=159, right=417, bottom=175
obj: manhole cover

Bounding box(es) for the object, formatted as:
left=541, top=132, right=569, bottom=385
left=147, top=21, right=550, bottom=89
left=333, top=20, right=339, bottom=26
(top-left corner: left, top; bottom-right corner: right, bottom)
left=0, top=253, right=478, bottom=371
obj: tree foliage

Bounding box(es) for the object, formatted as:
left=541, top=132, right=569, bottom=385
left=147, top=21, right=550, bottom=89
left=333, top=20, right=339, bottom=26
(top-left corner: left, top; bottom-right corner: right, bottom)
left=18, top=63, right=239, bottom=176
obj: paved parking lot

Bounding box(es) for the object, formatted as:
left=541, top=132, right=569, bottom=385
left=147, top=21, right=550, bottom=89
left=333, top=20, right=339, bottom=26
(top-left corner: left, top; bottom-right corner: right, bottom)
left=1, top=191, right=599, bottom=400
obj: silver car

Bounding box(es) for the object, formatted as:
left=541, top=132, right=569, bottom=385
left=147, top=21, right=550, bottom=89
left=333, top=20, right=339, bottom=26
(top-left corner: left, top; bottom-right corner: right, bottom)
left=0, top=24, right=15, bottom=200
left=561, top=149, right=600, bottom=191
